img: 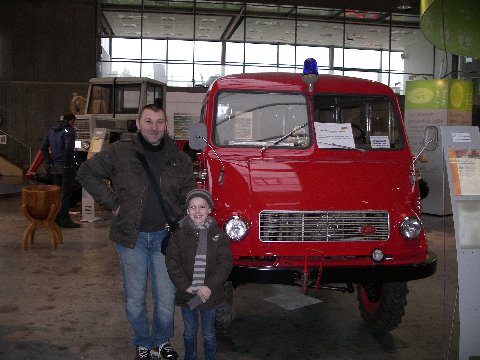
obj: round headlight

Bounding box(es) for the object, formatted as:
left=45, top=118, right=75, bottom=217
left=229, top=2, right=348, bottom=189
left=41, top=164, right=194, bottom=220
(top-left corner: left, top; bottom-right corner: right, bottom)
left=399, top=216, right=422, bottom=240
left=224, top=215, right=248, bottom=241
left=372, top=249, right=384, bottom=262
left=83, top=141, right=90, bottom=150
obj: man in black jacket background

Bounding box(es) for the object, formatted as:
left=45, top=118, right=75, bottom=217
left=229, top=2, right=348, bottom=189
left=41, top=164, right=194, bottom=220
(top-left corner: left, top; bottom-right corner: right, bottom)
left=40, top=113, right=80, bottom=228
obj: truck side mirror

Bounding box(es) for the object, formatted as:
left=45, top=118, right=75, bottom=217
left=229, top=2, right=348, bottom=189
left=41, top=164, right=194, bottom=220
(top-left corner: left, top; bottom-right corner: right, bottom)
left=189, top=122, right=207, bottom=150
left=423, top=126, right=438, bottom=151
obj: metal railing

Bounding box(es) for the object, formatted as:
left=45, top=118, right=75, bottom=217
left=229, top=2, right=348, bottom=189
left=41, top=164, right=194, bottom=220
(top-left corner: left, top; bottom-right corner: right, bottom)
left=0, top=129, right=32, bottom=173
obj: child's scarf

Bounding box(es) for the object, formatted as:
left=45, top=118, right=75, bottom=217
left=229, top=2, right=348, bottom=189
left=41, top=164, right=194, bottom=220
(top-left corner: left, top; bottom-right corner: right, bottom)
left=187, top=216, right=213, bottom=310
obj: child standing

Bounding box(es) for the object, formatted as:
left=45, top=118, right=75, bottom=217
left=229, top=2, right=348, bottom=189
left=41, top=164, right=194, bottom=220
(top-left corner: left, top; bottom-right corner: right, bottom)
left=166, top=189, right=232, bottom=360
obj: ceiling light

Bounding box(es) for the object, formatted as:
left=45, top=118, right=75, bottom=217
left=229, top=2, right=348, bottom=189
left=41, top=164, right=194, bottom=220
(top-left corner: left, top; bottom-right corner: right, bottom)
left=397, top=0, right=412, bottom=10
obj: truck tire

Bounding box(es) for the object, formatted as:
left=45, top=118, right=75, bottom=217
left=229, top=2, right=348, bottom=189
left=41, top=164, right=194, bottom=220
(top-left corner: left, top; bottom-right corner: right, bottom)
left=215, top=280, right=234, bottom=336
left=357, top=281, right=408, bottom=332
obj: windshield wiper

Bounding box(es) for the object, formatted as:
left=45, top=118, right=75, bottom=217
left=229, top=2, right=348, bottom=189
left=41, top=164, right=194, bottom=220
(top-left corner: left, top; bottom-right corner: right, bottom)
left=316, top=141, right=366, bottom=152
left=261, top=122, right=308, bottom=152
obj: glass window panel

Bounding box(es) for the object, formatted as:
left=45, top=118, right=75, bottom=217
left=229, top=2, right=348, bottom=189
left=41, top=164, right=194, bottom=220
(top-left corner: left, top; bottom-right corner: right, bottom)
left=194, top=41, right=222, bottom=62
left=101, top=37, right=110, bottom=55
left=278, top=66, right=296, bottom=73
left=214, top=92, right=309, bottom=148
left=279, top=44, right=295, bottom=66
left=193, top=64, right=222, bottom=86
left=141, top=39, right=167, bottom=61
left=381, top=51, right=404, bottom=72
left=389, top=52, right=404, bottom=71
left=167, top=63, right=193, bottom=86
left=244, top=65, right=278, bottom=73
left=226, top=42, right=245, bottom=63
left=110, top=61, right=141, bottom=77
left=343, top=70, right=379, bottom=82
left=224, top=65, right=244, bottom=75
left=112, top=38, right=141, bottom=59
left=380, top=73, right=404, bottom=93
left=245, top=43, right=277, bottom=65
left=334, top=48, right=344, bottom=68
left=295, top=46, right=329, bottom=67
left=139, top=62, right=155, bottom=78
left=313, top=94, right=403, bottom=150
left=343, top=49, right=381, bottom=69
left=168, top=40, right=194, bottom=62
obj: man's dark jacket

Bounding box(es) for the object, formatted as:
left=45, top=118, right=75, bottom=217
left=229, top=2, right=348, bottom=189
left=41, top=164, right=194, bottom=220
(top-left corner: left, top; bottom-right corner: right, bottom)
left=40, top=121, right=76, bottom=172
left=77, top=134, right=194, bottom=248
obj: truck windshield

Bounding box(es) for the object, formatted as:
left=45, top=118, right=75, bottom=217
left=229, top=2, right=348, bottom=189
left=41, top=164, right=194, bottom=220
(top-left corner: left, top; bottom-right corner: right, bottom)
left=313, top=95, right=404, bottom=150
left=213, top=92, right=310, bottom=148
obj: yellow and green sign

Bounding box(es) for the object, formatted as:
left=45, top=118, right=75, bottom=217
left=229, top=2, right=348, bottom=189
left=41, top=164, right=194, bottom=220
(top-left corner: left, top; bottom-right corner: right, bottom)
left=405, top=79, right=473, bottom=111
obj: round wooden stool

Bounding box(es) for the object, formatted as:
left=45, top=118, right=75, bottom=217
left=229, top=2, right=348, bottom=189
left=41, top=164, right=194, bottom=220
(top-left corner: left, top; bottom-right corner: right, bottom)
left=21, top=185, right=63, bottom=250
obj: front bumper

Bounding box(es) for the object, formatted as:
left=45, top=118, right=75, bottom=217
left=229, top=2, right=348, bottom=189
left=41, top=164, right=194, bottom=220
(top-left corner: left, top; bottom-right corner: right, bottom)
left=230, top=251, right=437, bottom=285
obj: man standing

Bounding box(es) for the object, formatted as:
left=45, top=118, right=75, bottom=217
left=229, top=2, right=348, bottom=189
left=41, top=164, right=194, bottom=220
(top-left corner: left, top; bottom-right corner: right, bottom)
left=77, top=104, right=194, bottom=360
left=40, top=112, right=80, bottom=228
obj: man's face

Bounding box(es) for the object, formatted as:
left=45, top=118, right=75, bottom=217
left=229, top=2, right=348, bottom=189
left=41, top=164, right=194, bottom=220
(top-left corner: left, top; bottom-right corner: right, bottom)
left=136, top=108, right=167, bottom=145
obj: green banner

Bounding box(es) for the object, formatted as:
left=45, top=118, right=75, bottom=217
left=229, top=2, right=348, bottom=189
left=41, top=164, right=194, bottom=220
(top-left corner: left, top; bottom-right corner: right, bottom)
left=406, top=79, right=473, bottom=111
left=420, top=0, right=480, bottom=59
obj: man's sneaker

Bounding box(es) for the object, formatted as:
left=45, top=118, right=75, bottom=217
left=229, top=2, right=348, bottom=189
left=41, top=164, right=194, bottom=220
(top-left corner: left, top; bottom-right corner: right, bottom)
left=151, top=342, right=178, bottom=360
left=135, top=346, right=151, bottom=360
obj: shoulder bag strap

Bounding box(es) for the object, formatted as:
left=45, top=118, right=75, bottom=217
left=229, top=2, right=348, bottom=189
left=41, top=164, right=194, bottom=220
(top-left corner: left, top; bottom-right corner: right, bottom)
left=136, top=152, right=172, bottom=228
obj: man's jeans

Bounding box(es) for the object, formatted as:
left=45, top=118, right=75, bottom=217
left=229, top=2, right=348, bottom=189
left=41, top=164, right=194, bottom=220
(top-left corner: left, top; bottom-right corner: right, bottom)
left=116, top=230, right=175, bottom=349
left=181, top=306, right=216, bottom=360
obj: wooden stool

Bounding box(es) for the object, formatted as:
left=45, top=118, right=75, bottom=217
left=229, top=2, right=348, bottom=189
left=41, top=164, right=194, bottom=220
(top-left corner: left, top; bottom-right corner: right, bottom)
left=21, top=185, right=63, bottom=250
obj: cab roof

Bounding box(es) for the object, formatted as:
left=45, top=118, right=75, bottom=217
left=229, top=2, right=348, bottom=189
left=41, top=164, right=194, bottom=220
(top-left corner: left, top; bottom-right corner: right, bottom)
left=211, top=72, right=394, bottom=96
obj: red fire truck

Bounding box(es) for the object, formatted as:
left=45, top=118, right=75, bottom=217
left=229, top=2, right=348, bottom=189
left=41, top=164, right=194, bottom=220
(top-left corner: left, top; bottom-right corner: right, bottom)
left=189, top=59, right=437, bottom=333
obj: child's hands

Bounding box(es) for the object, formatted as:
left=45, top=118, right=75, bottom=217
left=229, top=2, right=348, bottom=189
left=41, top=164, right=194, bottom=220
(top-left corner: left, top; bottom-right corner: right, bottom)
left=197, top=286, right=211, bottom=302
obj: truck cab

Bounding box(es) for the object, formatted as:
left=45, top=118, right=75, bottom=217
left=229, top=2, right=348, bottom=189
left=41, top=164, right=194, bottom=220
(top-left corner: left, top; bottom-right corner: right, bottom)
left=74, top=77, right=167, bottom=161
left=190, top=59, right=437, bottom=332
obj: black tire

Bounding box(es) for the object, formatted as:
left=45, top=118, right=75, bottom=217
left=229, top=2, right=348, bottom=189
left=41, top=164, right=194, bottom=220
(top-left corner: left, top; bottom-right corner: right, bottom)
left=357, top=281, right=408, bottom=332
left=215, top=280, right=234, bottom=337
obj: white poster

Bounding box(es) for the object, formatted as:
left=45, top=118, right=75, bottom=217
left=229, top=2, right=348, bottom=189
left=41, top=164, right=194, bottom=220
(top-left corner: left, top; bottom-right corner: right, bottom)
left=314, top=123, right=355, bottom=149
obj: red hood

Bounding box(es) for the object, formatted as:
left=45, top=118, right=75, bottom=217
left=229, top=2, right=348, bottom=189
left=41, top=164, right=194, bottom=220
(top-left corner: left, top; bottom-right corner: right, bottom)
left=211, top=155, right=414, bottom=221
left=247, top=158, right=410, bottom=213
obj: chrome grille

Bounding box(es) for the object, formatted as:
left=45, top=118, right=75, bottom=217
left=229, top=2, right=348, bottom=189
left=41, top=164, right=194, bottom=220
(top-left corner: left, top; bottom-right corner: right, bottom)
left=259, top=210, right=389, bottom=242
left=75, top=118, right=91, bottom=140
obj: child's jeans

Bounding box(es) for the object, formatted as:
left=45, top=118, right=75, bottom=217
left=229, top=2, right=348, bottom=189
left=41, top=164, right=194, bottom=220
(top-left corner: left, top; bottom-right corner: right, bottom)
left=181, top=306, right=216, bottom=360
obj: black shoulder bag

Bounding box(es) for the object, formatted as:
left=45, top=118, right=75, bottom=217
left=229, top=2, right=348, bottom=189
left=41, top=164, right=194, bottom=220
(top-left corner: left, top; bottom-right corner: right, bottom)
left=137, top=153, right=178, bottom=255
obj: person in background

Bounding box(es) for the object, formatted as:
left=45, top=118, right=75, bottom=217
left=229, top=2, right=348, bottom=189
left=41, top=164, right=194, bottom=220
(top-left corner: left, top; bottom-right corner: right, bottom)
left=166, top=188, right=232, bottom=360
left=40, top=112, right=80, bottom=228
left=77, top=104, right=194, bottom=360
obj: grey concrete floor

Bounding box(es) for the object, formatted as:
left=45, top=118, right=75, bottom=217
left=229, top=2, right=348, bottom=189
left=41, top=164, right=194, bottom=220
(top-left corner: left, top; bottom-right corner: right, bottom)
left=0, top=189, right=460, bottom=360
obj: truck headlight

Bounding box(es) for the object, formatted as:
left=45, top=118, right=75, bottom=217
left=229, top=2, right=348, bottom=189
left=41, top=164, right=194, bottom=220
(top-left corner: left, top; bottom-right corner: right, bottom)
left=224, top=215, right=248, bottom=241
left=399, top=216, right=422, bottom=240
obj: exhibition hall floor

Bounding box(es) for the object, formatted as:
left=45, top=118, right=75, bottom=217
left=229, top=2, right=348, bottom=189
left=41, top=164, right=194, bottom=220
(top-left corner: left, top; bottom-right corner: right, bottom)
left=0, top=177, right=459, bottom=360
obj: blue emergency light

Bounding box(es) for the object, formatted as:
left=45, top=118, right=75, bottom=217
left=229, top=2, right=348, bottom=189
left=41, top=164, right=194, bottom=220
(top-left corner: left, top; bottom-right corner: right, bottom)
left=303, top=58, right=318, bottom=75
left=302, top=58, right=319, bottom=91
